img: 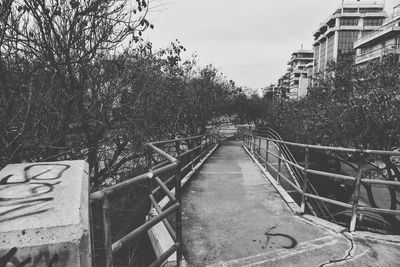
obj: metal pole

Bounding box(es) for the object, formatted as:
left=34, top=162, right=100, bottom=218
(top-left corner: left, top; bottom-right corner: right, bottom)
left=266, top=139, right=269, bottom=163
left=103, top=197, right=113, bottom=267
left=350, top=148, right=365, bottom=232
left=199, top=136, right=203, bottom=157
left=190, top=149, right=194, bottom=171
left=175, top=163, right=183, bottom=266
left=301, top=146, right=309, bottom=214
left=146, top=146, right=154, bottom=202
left=277, top=145, right=281, bottom=184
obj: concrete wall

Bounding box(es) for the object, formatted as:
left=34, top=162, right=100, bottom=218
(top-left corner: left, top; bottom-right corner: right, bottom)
left=0, top=160, right=91, bottom=267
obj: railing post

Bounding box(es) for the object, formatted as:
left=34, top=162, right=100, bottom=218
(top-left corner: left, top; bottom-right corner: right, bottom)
left=190, top=149, right=194, bottom=171
left=252, top=136, right=256, bottom=153
left=102, top=197, right=113, bottom=267
left=146, top=146, right=154, bottom=201
left=175, top=162, right=183, bottom=266
left=266, top=139, right=269, bottom=163
left=300, top=146, right=309, bottom=214
left=199, top=136, right=203, bottom=156
left=277, top=145, right=281, bottom=184
left=350, top=148, right=365, bottom=232
left=146, top=145, right=153, bottom=171
left=258, top=137, right=261, bottom=161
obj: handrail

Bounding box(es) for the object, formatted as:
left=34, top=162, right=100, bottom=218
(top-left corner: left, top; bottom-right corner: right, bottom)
left=252, top=127, right=334, bottom=221
left=90, top=134, right=219, bottom=267
left=244, top=131, right=400, bottom=233
left=263, top=136, right=400, bottom=156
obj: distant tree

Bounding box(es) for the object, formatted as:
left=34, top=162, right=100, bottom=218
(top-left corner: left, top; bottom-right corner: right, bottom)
left=229, top=89, right=269, bottom=124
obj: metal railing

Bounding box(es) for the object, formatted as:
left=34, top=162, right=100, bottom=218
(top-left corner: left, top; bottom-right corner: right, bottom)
left=252, top=127, right=334, bottom=221
left=355, top=43, right=400, bottom=63
left=244, top=133, right=400, bottom=232
left=356, top=15, right=400, bottom=45
left=90, top=134, right=218, bottom=267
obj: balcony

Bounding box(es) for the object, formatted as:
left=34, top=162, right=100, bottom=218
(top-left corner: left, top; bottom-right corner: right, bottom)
left=355, top=45, right=400, bottom=64
left=355, top=13, right=400, bottom=47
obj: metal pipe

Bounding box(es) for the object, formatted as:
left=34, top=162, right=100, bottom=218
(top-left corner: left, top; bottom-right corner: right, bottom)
left=301, top=146, right=309, bottom=213
left=306, top=169, right=356, bottom=182
left=147, top=143, right=177, bottom=163
left=277, top=146, right=282, bottom=184
left=255, top=136, right=400, bottom=156
left=361, top=179, right=400, bottom=186
left=358, top=206, right=400, bottom=216
left=149, top=194, right=177, bottom=241
left=102, top=197, right=113, bottom=267
left=112, top=203, right=180, bottom=253
left=350, top=151, right=364, bottom=232
left=91, top=163, right=178, bottom=201
left=304, top=193, right=353, bottom=208
left=152, top=174, right=175, bottom=195
left=155, top=177, right=176, bottom=202
left=175, top=163, right=183, bottom=266
left=148, top=243, right=179, bottom=267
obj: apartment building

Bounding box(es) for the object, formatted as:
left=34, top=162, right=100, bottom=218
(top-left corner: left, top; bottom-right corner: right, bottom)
left=313, top=1, right=386, bottom=73
left=354, top=4, right=400, bottom=65
left=287, top=49, right=314, bottom=100
left=277, top=72, right=290, bottom=96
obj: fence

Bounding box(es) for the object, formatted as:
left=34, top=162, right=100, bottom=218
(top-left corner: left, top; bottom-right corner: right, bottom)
left=244, top=133, right=400, bottom=232
left=90, top=134, right=218, bottom=266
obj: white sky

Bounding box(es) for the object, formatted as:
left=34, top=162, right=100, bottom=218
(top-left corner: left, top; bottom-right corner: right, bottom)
left=146, top=0, right=399, bottom=89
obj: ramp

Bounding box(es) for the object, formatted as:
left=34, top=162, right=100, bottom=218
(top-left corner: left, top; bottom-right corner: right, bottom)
left=181, top=141, right=400, bottom=266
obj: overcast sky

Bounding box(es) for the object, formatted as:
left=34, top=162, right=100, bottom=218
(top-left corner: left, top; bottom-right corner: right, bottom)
left=146, top=0, right=399, bottom=89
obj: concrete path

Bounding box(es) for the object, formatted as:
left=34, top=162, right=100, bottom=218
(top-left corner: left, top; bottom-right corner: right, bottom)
left=181, top=141, right=400, bottom=266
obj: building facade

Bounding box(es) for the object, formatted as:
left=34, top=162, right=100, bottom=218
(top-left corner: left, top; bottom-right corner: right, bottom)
left=354, top=4, right=400, bottom=65
left=287, top=49, right=314, bottom=100
left=277, top=72, right=290, bottom=97
left=313, top=1, right=386, bottom=73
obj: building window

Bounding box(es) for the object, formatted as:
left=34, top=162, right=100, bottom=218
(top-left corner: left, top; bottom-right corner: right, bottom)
left=340, top=18, right=358, bottom=26
left=320, top=40, right=327, bottom=70
left=343, top=8, right=358, bottom=13
left=364, top=18, right=384, bottom=26
left=361, top=46, right=373, bottom=55
left=359, top=8, right=382, bottom=13
left=327, top=35, right=335, bottom=60
left=338, top=31, right=359, bottom=54
left=314, top=46, right=320, bottom=71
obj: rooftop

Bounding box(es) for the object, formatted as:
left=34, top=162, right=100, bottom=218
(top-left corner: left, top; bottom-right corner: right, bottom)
left=313, top=1, right=386, bottom=37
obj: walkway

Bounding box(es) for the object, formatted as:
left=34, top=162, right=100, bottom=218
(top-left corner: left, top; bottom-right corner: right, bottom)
left=181, top=141, right=400, bottom=266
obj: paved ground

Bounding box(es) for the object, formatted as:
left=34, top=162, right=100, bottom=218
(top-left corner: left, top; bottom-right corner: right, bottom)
left=181, top=141, right=400, bottom=266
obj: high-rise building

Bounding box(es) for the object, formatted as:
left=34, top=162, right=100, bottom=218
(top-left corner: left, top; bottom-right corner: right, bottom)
left=354, top=4, right=400, bottom=65
left=313, top=1, right=386, bottom=73
left=287, top=49, right=314, bottom=100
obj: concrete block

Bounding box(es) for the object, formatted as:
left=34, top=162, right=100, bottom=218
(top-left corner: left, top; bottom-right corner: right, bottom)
left=0, top=160, right=91, bottom=267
